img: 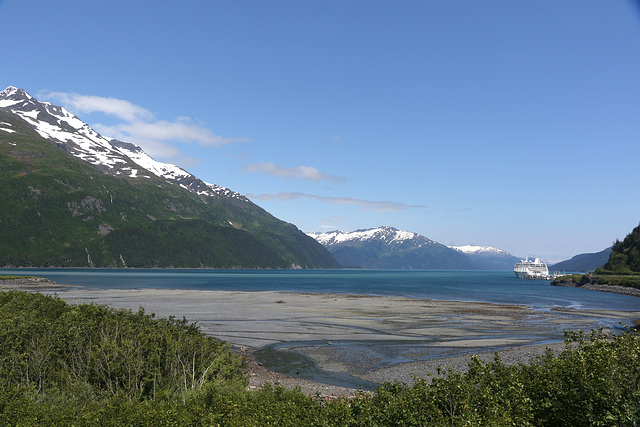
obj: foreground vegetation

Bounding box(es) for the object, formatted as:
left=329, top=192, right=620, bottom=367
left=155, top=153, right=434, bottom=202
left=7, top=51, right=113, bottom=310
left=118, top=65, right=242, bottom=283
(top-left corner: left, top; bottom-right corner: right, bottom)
left=1, top=291, right=639, bottom=426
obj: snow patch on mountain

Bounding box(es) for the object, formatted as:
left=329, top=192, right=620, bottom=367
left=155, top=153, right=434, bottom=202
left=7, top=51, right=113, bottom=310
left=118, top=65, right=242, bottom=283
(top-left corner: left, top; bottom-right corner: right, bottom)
left=1, top=86, right=132, bottom=171
left=449, top=245, right=509, bottom=256
left=0, top=86, right=248, bottom=202
left=111, top=139, right=188, bottom=180
left=449, top=244, right=520, bottom=270
left=0, top=122, right=15, bottom=133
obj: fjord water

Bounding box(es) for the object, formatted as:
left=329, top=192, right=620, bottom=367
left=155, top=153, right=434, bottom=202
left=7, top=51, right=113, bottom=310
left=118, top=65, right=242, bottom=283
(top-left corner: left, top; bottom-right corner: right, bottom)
left=2, top=268, right=638, bottom=311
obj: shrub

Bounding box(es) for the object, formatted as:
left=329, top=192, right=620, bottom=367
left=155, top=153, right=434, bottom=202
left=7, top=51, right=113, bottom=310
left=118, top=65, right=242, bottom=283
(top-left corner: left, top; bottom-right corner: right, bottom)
left=0, top=291, right=246, bottom=405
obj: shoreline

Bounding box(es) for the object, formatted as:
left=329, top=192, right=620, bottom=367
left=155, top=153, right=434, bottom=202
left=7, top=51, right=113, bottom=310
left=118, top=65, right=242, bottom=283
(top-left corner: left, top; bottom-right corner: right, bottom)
left=2, top=277, right=639, bottom=397
left=3, top=271, right=640, bottom=300
left=551, top=280, right=640, bottom=298
left=0, top=276, right=71, bottom=290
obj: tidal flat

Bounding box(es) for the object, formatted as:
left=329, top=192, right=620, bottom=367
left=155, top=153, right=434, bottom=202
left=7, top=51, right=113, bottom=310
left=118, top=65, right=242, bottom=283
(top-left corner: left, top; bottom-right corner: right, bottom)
left=18, top=285, right=635, bottom=396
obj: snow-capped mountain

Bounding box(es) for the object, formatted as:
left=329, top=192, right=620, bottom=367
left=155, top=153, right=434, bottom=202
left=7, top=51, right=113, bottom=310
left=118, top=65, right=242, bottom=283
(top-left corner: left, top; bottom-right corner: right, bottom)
left=0, top=86, right=338, bottom=268
left=308, top=226, right=479, bottom=269
left=308, top=225, right=435, bottom=249
left=0, top=86, right=245, bottom=201
left=308, top=226, right=523, bottom=270
left=449, top=245, right=510, bottom=256
left=449, top=245, right=520, bottom=271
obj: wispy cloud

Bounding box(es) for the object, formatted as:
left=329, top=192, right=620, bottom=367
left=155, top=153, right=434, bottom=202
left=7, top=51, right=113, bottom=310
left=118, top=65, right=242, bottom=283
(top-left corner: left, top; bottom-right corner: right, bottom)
left=39, top=91, right=248, bottom=160
left=242, top=162, right=345, bottom=182
left=320, top=216, right=344, bottom=229
left=247, top=191, right=425, bottom=212
left=40, top=91, right=154, bottom=122
left=95, top=118, right=247, bottom=148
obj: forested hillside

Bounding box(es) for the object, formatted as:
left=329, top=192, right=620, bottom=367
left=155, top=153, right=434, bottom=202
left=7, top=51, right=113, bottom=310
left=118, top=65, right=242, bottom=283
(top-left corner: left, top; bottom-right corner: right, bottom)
left=598, top=223, right=640, bottom=274
left=0, top=103, right=338, bottom=269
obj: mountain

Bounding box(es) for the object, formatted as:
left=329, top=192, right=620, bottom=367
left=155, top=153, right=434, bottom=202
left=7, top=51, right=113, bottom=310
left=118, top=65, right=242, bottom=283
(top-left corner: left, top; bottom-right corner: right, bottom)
left=307, top=226, right=479, bottom=269
left=449, top=245, right=521, bottom=271
left=549, top=247, right=612, bottom=273
left=0, top=86, right=339, bottom=268
left=551, top=223, right=640, bottom=293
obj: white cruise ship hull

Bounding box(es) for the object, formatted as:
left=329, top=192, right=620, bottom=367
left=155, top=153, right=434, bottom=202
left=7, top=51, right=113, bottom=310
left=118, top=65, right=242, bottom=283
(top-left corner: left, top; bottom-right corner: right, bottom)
left=514, top=258, right=553, bottom=280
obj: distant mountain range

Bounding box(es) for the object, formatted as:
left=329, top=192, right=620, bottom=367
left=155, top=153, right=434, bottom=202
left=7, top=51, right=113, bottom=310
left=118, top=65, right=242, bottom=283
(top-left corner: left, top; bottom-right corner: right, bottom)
left=448, top=244, right=522, bottom=271
left=549, top=247, right=612, bottom=273
left=0, top=86, right=339, bottom=268
left=308, top=226, right=520, bottom=270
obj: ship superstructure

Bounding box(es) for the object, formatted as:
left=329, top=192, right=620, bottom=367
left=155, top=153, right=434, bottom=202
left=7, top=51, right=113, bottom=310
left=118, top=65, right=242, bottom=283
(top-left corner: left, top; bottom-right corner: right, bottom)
left=514, top=258, right=553, bottom=280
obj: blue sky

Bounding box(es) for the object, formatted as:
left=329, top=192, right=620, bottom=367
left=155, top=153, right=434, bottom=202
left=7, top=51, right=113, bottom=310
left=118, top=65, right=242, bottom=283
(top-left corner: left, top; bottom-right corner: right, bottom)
left=1, top=1, right=639, bottom=261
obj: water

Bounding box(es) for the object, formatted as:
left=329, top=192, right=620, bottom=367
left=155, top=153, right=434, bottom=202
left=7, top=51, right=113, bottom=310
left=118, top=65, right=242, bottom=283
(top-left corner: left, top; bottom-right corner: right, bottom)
left=2, top=268, right=638, bottom=311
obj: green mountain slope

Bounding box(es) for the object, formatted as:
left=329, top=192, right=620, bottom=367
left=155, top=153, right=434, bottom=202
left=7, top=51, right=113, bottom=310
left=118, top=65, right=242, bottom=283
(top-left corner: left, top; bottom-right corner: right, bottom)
left=597, top=223, right=640, bottom=275
left=0, top=109, right=338, bottom=268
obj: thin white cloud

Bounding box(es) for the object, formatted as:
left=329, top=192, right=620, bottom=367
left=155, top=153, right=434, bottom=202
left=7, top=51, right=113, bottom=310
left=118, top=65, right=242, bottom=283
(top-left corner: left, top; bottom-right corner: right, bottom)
left=97, top=119, right=248, bottom=147
left=40, top=91, right=154, bottom=122
left=38, top=90, right=248, bottom=160
left=243, top=162, right=345, bottom=182
left=247, top=191, right=425, bottom=212
left=320, top=216, right=344, bottom=229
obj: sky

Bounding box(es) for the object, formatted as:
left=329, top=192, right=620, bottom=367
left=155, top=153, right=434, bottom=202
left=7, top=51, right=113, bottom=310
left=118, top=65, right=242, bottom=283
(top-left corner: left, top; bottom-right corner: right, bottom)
left=1, top=1, right=639, bottom=262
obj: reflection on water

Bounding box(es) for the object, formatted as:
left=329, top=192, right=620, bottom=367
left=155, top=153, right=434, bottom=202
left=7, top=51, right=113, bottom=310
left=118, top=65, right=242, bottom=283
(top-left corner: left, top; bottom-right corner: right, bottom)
left=254, top=335, right=567, bottom=390
left=254, top=342, right=380, bottom=391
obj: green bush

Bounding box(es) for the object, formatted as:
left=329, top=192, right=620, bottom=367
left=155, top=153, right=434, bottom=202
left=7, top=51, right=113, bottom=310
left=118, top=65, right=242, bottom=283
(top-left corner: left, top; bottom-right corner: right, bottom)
left=0, top=291, right=246, bottom=405
left=528, top=329, right=640, bottom=425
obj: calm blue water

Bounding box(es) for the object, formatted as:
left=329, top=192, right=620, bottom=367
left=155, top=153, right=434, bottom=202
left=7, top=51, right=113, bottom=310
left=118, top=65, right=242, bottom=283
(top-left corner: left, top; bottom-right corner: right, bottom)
left=2, top=268, right=638, bottom=312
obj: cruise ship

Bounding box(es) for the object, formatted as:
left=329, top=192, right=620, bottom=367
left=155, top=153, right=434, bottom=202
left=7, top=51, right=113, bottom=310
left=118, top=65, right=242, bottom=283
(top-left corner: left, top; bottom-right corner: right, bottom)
left=513, top=258, right=553, bottom=280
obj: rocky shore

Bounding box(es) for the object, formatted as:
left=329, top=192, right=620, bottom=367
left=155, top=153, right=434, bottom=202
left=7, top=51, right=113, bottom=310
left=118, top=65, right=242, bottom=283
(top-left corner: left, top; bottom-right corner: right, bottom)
left=0, top=276, right=69, bottom=290
left=552, top=276, right=640, bottom=298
